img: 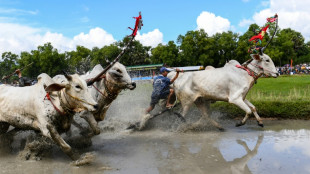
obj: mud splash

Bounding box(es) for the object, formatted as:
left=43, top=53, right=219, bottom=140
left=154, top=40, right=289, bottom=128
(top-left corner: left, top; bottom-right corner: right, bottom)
left=71, top=152, right=96, bottom=166
left=18, top=133, right=54, bottom=161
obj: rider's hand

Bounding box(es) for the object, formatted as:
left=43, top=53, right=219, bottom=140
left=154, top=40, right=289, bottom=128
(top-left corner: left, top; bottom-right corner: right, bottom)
left=176, top=68, right=183, bottom=72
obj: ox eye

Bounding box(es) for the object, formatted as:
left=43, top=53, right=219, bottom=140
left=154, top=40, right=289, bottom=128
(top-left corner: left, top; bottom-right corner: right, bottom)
left=116, top=69, right=122, bottom=73
left=75, top=85, right=82, bottom=89
left=266, top=59, right=270, bottom=62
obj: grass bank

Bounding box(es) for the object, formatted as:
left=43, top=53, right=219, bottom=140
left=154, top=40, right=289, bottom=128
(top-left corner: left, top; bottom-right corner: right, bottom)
left=212, top=75, right=310, bottom=119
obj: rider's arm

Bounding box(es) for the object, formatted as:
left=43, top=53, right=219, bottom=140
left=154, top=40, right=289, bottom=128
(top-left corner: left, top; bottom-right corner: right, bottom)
left=170, top=68, right=182, bottom=84
left=15, top=69, right=22, bottom=78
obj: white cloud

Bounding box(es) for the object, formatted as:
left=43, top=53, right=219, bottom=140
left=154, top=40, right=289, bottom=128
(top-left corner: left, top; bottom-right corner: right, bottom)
left=196, top=11, right=231, bottom=36
left=0, top=23, right=116, bottom=55
left=239, top=19, right=254, bottom=27
left=73, top=27, right=115, bottom=49
left=0, top=22, right=162, bottom=55
left=243, top=0, right=310, bottom=41
left=0, top=8, right=38, bottom=15
left=135, top=29, right=163, bottom=47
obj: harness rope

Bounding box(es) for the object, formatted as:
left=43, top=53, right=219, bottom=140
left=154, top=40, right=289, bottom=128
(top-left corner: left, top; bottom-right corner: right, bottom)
left=249, top=62, right=275, bottom=76
left=45, top=88, right=95, bottom=116
left=60, top=90, right=75, bottom=114
left=45, top=93, right=66, bottom=115
left=238, top=57, right=276, bottom=82
left=92, top=79, right=119, bottom=100
left=235, top=64, right=260, bottom=81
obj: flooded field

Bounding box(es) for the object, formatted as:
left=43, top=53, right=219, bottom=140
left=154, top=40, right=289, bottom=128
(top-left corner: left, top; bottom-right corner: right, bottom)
left=0, top=120, right=310, bottom=174
left=0, top=82, right=310, bottom=174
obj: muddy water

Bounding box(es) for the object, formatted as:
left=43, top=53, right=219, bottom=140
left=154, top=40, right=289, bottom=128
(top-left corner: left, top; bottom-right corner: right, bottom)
left=1, top=121, right=309, bottom=174
left=1, top=82, right=310, bottom=174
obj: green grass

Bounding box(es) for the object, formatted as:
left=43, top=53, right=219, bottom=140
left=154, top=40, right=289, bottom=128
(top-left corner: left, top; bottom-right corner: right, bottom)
left=212, top=75, right=310, bottom=119
left=247, top=75, right=310, bottom=102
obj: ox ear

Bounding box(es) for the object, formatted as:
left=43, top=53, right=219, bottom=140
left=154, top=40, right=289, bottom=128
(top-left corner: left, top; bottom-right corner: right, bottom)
left=250, top=54, right=261, bottom=61
left=45, top=83, right=66, bottom=92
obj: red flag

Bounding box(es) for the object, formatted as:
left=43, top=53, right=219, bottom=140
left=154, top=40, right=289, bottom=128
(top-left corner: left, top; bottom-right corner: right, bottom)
left=290, top=59, right=293, bottom=68
left=128, top=12, right=143, bottom=37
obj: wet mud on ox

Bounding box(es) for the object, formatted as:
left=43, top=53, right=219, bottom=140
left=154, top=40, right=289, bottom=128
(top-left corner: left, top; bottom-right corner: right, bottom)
left=75, top=62, right=136, bottom=136
left=0, top=73, right=98, bottom=163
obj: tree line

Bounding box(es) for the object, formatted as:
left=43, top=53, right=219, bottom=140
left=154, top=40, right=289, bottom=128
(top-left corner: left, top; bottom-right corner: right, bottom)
left=1, top=23, right=310, bottom=82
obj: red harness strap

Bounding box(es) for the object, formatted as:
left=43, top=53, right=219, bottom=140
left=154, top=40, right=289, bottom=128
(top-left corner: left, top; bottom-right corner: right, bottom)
left=92, top=84, right=105, bottom=96
left=45, top=93, right=66, bottom=116
left=235, top=64, right=259, bottom=80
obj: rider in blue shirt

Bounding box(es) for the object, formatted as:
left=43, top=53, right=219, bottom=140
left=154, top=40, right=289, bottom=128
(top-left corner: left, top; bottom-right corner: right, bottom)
left=145, top=67, right=181, bottom=114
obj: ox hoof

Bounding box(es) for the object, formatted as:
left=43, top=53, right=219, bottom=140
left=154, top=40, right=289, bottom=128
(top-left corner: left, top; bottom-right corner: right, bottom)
left=93, top=128, right=101, bottom=135
left=126, top=122, right=140, bottom=130
left=257, top=121, right=264, bottom=128
left=235, top=121, right=245, bottom=127
left=174, top=112, right=186, bottom=123
left=218, top=127, right=225, bottom=132
left=179, top=117, right=186, bottom=123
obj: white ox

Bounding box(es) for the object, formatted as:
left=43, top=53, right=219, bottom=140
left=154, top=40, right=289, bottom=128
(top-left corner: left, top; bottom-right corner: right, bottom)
left=167, top=53, right=279, bottom=130
left=0, top=73, right=98, bottom=160
left=77, top=62, right=136, bottom=135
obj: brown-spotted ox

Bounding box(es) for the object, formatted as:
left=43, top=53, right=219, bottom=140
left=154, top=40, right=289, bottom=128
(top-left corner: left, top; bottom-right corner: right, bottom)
left=78, top=62, right=136, bottom=135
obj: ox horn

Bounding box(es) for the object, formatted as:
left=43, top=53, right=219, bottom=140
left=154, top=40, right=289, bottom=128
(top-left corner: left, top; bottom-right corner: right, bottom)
left=62, top=70, right=72, bottom=81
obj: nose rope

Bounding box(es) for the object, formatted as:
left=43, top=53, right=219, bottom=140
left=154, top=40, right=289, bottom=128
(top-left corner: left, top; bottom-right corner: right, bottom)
left=65, top=91, right=96, bottom=106
left=249, top=63, right=276, bottom=75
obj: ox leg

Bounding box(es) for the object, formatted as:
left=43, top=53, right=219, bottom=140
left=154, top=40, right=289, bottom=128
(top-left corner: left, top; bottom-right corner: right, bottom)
left=180, top=104, right=191, bottom=120
left=80, top=111, right=100, bottom=136
left=230, top=98, right=252, bottom=127
left=195, top=99, right=224, bottom=131
left=46, top=124, right=79, bottom=160
left=176, top=102, right=194, bottom=132
left=0, top=122, right=10, bottom=134
left=244, top=99, right=263, bottom=127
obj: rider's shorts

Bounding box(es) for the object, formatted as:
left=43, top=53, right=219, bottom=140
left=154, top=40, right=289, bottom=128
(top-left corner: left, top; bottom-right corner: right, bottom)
left=150, top=89, right=170, bottom=107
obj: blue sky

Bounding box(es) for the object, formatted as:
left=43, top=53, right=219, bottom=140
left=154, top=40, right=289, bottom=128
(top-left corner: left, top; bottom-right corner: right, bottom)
left=0, top=0, right=309, bottom=55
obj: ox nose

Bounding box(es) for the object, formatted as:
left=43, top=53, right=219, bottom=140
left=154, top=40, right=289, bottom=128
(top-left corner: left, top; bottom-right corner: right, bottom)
left=131, top=82, right=136, bottom=90
left=94, top=104, right=99, bottom=110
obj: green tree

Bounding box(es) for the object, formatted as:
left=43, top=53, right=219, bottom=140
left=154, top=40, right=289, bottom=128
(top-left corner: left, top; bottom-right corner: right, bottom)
left=66, top=45, right=92, bottom=74
left=177, top=29, right=209, bottom=66
left=212, top=31, right=239, bottom=67
left=19, top=43, right=68, bottom=78
left=91, top=44, right=121, bottom=68
left=274, top=28, right=305, bottom=65
left=0, top=52, right=19, bottom=83
left=150, top=41, right=179, bottom=66
left=119, top=37, right=151, bottom=66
